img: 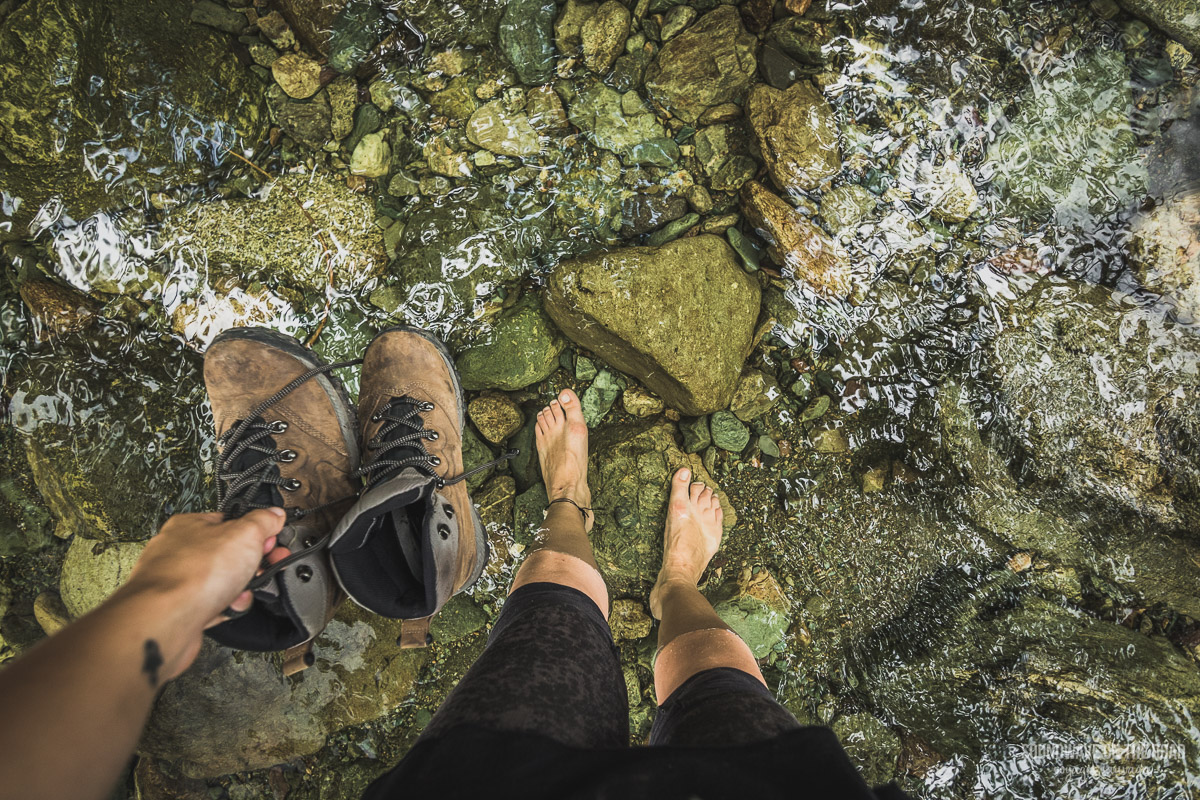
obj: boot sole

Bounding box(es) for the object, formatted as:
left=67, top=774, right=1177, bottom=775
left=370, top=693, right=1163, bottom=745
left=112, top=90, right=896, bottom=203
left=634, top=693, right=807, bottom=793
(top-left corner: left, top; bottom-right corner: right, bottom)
left=363, top=324, right=489, bottom=592
left=208, top=326, right=361, bottom=477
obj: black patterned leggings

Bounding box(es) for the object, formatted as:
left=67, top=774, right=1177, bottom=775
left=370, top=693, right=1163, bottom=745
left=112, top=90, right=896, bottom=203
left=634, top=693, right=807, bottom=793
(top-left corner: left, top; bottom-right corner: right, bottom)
left=417, top=582, right=802, bottom=748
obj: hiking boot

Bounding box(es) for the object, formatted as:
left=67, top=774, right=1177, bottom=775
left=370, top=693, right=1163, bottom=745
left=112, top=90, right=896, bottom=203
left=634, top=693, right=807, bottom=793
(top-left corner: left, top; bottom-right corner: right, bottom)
left=328, top=325, right=511, bottom=647
left=203, top=327, right=359, bottom=664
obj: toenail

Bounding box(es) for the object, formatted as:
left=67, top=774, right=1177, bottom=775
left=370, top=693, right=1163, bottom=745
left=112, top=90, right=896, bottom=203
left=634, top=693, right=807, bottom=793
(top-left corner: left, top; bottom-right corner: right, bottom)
left=679, top=468, right=691, bottom=481
left=560, top=391, right=571, bottom=404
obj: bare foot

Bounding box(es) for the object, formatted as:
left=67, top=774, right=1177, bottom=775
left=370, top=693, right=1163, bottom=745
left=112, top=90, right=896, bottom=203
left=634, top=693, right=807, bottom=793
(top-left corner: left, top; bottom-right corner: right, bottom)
left=535, top=389, right=593, bottom=533
left=649, top=467, right=724, bottom=619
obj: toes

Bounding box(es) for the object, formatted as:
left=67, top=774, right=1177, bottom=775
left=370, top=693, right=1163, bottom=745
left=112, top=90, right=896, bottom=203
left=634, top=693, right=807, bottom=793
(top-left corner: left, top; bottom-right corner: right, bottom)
left=690, top=481, right=706, bottom=502
left=674, top=467, right=691, bottom=484
left=559, top=389, right=586, bottom=425
left=548, top=399, right=564, bottom=424
left=699, top=485, right=714, bottom=504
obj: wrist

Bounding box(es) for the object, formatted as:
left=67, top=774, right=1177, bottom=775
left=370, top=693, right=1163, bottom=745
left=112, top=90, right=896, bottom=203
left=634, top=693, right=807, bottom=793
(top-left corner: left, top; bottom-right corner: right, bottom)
left=106, top=580, right=207, bottom=678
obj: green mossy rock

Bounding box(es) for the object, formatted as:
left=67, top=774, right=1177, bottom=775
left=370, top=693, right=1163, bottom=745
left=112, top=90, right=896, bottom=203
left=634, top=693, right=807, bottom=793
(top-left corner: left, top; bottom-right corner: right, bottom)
left=160, top=173, right=386, bottom=296
left=644, top=6, right=757, bottom=124
left=588, top=421, right=735, bottom=590
left=143, top=603, right=427, bottom=777
left=544, top=235, right=761, bottom=416
left=0, top=0, right=268, bottom=241
left=499, top=0, right=558, bottom=84
left=58, top=536, right=145, bottom=618
left=457, top=293, right=566, bottom=391
left=713, top=594, right=788, bottom=658
left=1117, top=0, right=1200, bottom=52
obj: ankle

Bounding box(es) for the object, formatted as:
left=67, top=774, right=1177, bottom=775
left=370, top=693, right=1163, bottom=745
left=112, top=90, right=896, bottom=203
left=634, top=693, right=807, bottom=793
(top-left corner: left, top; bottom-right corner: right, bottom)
left=654, top=569, right=700, bottom=592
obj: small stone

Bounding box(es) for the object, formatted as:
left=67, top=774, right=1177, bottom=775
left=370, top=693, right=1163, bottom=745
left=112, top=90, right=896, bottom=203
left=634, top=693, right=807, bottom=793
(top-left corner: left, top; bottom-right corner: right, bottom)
left=730, top=370, right=780, bottom=422
left=344, top=103, right=384, bottom=154
left=660, top=5, right=697, bottom=41
left=576, top=355, right=599, bottom=381
left=710, top=410, right=750, bottom=452
left=457, top=293, right=567, bottom=391
left=33, top=590, right=71, bottom=635
left=686, top=184, right=713, bottom=213
left=609, top=598, right=653, bottom=640
left=581, top=0, right=631, bottom=74
left=527, top=85, right=570, bottom=133
left=645, top=212, right=699, bottom=246
left=698, top=103, right=742, bottom=125
left=256, top=11, right=296, bottom=49
left=59, top=538, right=146, bottom=619
left=467, top=100, right=542, bottom=157
left=726, top=227, right=763, bottom=272
left=387, top=171, right=420, bottom=196
left=713, top=593, right=788, bottom=658
left=679, top=416, right=712, bottom=453
left=862, top=464, right=888, bottom=493
left=1008, top=552, right=1033, bottom=572
left=429, top=595, right=488, bottom=643
left=759, top=42, right=804, bottom=89
left=626, top=137, right=680, bottom=167
left=190, top=0, right=247, bottom=34
left=811, top=426, right=849, bottom=454
left=710, top=155, right=758, bottom=192
left=468, top=393, right=525, bottom=443
left=350, top=131, right=391, bottom=178
left=746, top=81, right=840, bottom=192
left=327, top=75, right=357, bottom=141
left=891, top=460, right=918, bottom=484
left=800, top=395, right=830, bottom=422
left=424, top=136, right=472, bottom=178
left=582, top=369, right=624, bottom=427
left=555, top=0, right=599, bottom=54
left=248, top=42, right=278, bottom=68
left=758, top=435, right=781, bottom=458
left=271, top=53, right=322, bottom=100
left=622, top=387, right=665, bottom=417
left=620, top=193, right=689, bottom=237
left=430, top=49, right=470, bottom=77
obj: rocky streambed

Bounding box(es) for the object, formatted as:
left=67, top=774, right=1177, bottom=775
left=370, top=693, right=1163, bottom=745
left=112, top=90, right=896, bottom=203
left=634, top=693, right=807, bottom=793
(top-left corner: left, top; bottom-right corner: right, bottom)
left=2, top=0, right=1200, bottom=797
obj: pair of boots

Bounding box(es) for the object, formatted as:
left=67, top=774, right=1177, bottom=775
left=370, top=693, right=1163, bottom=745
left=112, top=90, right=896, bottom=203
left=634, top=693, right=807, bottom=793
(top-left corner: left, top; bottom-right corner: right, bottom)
left=203, top=326, right=510, bottom=673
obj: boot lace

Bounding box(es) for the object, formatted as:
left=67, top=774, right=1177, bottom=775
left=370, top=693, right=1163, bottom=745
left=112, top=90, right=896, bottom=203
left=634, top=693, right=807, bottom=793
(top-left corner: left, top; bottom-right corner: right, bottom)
left=357, top=396, right=517, bottom=489
left=216, top=359, right=361, bottom=521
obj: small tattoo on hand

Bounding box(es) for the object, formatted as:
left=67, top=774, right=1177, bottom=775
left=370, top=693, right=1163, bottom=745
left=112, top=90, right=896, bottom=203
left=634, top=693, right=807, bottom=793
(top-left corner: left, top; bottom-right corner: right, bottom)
left=142, top=639, right=164, bottom=688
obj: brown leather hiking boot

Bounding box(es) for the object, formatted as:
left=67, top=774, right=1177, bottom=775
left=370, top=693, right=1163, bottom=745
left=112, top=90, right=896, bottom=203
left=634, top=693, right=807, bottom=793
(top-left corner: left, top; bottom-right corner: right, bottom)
left=203, top=327, right=359, bottom=665
left=328, top=325, right=511, bottom=647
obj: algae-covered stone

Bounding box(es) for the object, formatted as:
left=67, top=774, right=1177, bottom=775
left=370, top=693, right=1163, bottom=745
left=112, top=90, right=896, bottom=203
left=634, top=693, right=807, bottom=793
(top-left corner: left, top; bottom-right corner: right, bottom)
left=984, top=50, right=1145, bottom=221
left=1117, top=0, right=1200, bottom=52
left=272, top=53, right=323, bottom=100
left=0, top=0, right=268, bottom=241
left=609, top=598, right=653, bottom=640
left=143, top=604, right=426, bottom=777
left=644, top=6, right=757, bottom=123
left=429, top=594, right=488, bottom=643
left=555, top=0, right=599, bottom=54
left=588, top=421, right=735, bottom=589
left=729, top=370, right=780, bottom=422
left=741, top=180, right=855, bottom=301
left=499, top=0, right=558, bottom=84
left=713, top=594, right=788, bottom=658
left=350, top=131, right=391, bottom=177
left=568, top=79, right=667, bottom=156
left=544, top=235, right=762, bottom=416
left=581, top=0, right=631, bottom=74
left=462, top=425, right=497, bottom=492
left=747, top=82, right=841, bottom=193
left=160, top=173, right=386, bottom=294
left=467, top=100, right=542, bottom=158
left=457, top=294, right=566, bottom=391
left=10, top=330, right=209, bottom=544
left=710, top=411, right=750, bottom=452
left=679, top=416, right=712, bottom=454
left=59, top=537, right=145, bottom=618
left=622, top=387, right=665, bottom=418
left=833, top=714, right=901, bottom=786
left=468, top=393, right=524, bottom=444
left=582, top=369, right=625, bottom=427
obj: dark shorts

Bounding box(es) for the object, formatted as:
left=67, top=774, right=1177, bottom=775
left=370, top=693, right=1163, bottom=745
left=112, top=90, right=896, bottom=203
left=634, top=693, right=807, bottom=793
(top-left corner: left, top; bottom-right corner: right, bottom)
left=362, top=582, right=907, bottom=800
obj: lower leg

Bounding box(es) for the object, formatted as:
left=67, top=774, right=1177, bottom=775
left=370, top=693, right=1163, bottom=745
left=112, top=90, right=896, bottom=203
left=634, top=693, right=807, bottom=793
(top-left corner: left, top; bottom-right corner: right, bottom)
left=510, top=390, right=609, bottom=616
left=650, top=469, right=764, bottom=702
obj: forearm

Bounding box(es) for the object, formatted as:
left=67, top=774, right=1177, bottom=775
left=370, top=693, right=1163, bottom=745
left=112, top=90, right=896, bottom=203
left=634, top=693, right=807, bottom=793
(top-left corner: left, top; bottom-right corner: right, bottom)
left=0, top=582, right=203, bottom=800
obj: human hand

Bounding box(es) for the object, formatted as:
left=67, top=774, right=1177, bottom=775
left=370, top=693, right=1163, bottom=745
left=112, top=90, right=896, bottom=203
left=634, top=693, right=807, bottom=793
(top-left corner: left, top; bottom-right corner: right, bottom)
left=122, top=509, right=291, bottom=678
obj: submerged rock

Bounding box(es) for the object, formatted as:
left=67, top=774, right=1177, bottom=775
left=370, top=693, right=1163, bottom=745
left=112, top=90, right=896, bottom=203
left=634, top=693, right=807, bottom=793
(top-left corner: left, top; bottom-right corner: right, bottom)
left=581, top=0, right=631, bottom=74
left=499, top=0, right=558, bottom=84
left=644, top=6, right=757, bottom=123
left=467, top=100, right=542, bottom=157
left=0, top=0, right=268, bottom=241
left=740, top=181, right=855, bottom=301
left=747, top=82, right=841, bottom=193
left=1129, top=189, right=1200, bottom=319
left=588, top=421, right=736, bottom=588
left=544, top=235, right=762, bottom=416
left=160, top=173, right=386, bottom=296
left=554, top=0, right=599, bottom=54
left=456, top=293, right=566, bottom=391
left=143, top=605, right=426, bottom=777
left=984, top=50, right=1145, bottom=221
left=468, top=393, right=524, bottom=443
left=1117, top=0, right=1200, bottom=51
left=59, top=537, right=145, bottom=618
left=568, top=79, right=667, bottom=157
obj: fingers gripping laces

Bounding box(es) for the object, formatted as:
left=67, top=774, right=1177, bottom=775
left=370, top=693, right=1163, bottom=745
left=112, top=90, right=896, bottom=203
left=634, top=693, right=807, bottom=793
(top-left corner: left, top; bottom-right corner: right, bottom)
left=357, top=396, right=518, bottom=489
left=216, top=358, right=361, bottom=520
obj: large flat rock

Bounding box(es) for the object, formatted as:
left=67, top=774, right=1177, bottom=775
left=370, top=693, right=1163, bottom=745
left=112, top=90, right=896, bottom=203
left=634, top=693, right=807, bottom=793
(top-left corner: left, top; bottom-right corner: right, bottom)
left=543, top=235, right=762, bottom=415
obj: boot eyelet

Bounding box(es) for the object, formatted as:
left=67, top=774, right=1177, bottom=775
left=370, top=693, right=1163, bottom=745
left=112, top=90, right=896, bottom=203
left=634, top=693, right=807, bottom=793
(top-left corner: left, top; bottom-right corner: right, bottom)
left=278, top=450, right=297, bottom=463
left=430, top=456, right=441, bottom=466
left=269, top=420, right=288, bottom=433
left=283, top=478, right=302, bottom=491
left=443, top=504, right=454, bottom=519
left=422, top=402, right=434, bottom=412
left=371, top=413, right=382, bottom=422
left=437, top=524, right=451, bottom=540
left=303, top=536, right=318, bottom=548
left=427, top=431, right=439, bottom=441
left=368, top=437, right=380, bottom=449
left=296, top=565, right=313, bottom=582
